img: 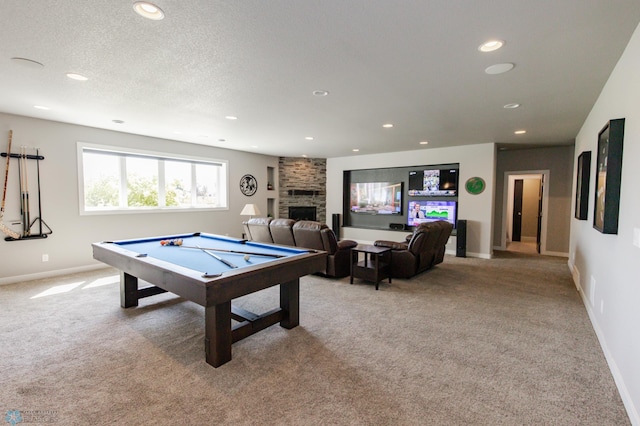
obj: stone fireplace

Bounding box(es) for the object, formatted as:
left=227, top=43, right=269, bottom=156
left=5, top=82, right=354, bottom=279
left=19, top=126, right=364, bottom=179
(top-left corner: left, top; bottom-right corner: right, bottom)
left=279, top=157, right=326, bottom=223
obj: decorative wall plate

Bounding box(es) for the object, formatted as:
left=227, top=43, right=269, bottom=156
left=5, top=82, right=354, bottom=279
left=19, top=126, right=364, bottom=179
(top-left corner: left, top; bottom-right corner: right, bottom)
left=240, top=174, right=257, bottom=196
left=465, top=177, right=485, bottom=195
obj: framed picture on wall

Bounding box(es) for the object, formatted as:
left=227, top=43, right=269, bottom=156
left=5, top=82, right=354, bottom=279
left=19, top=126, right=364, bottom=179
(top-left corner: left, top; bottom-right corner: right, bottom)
left=574, top=151, right=591, bottom=220
left=593, top=118, right=625, bottom=234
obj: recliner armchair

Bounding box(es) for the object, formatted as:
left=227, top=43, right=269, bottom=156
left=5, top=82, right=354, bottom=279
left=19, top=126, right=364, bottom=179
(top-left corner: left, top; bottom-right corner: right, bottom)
left=243, top=217, right=273, bottom=243
left=292, top=220, right=357, bottom=278
left=374, top=220, right=452, bottom=278
left=269, top=218, right=296, bottom=245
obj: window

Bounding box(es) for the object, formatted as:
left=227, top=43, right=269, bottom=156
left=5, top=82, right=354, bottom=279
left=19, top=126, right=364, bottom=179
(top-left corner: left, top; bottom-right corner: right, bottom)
left=77, top=143, right=228, bottom=214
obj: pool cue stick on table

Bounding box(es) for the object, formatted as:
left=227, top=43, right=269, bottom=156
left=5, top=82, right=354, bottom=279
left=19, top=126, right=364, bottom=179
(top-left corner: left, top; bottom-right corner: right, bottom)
left=179, top=244, right=285, bottom=258
left=195, top=245, right=238, bottom=269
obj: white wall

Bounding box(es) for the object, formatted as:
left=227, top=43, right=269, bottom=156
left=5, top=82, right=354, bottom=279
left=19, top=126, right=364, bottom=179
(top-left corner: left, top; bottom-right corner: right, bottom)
left=0, top=113, right=278, bottom=283
left=570, top=23, right=640, bottom=423
left=327, top=143, right=496, bottom=258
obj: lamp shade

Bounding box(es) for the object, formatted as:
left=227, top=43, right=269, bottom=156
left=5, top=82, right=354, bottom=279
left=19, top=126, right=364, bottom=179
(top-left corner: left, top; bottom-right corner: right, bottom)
left=240, top=204, right=261, bottom=216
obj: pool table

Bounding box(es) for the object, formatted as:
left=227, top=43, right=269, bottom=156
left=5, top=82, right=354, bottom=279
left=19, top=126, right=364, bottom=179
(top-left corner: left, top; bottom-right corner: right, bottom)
left=92, top=232, right=326, bottom=367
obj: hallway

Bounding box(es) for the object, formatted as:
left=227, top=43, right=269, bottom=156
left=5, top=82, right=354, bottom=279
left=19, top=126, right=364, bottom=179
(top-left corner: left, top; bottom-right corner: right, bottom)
left=506, top=240, right=538, bottom=254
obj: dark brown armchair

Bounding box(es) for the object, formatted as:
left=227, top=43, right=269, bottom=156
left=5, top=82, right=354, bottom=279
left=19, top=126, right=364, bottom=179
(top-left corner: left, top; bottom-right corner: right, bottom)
left=374, top=220, right=452, bottom=278
left=292, top=220, right=357, bottom=278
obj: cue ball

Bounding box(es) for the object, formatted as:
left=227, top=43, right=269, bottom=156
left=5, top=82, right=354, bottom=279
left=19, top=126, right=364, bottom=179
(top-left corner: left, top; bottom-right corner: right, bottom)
left=244, top=255, right=250, bottom=261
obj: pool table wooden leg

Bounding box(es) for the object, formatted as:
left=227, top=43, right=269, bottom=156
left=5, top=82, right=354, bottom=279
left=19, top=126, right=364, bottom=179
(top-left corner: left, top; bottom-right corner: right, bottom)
left=280, top=279, right=299, bottom=329
left=120, top=272, right=139, bottom=308
left=205, top=301, right=232, bottom=367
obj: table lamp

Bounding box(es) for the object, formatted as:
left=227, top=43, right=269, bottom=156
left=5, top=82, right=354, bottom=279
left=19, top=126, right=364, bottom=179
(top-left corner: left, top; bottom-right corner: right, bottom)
left=240, top=203, right=261, bottom=219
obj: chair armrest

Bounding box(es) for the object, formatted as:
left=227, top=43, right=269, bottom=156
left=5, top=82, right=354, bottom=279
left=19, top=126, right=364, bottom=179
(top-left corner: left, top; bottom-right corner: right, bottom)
left=374, top=240, right=408, bottom=250
left=337, top=239, right=358, bottom=250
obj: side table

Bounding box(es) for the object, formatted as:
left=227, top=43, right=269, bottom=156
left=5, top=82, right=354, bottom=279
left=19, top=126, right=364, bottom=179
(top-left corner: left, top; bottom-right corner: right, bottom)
left=350, top=244, right=392, bottom=290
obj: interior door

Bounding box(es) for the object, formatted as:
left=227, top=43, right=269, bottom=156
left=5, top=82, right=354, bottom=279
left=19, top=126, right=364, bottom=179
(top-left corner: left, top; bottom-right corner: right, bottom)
left=512, top=179, right=523, bottom=242
left=536, top=175, right=544, bottom=253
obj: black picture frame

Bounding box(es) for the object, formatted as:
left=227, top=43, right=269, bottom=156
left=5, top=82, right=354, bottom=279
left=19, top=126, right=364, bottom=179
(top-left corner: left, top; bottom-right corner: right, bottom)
left=593, top=118, right=625, bottom=234
left=574, top=151, right=591, bottom=220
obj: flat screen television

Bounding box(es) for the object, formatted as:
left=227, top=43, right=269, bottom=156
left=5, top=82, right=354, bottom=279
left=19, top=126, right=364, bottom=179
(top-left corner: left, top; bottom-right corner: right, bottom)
left=407, top=200, right=457, bottom=228
left=350, top=182, right=403, bottom=215
left=408, top=168, right=458, bottom=196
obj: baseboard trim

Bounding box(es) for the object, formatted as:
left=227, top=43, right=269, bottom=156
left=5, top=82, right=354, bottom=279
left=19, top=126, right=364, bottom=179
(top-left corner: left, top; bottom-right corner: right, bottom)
left=541, top=250, right=569, bottom=258
left=446, top=249, right=491, bottom=259
left=0, top=264, right=110, bottom=286
left=570, top=262, right=639, bottom=425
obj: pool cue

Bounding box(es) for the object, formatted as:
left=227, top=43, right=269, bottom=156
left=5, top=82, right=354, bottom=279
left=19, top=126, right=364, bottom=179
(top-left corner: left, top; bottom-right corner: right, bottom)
left=28, top=148, right=51, bottom=236
left=178, top=245, right=285, bottom=258
left=33, top=147, right=42, bottom=235
left=0, top=131, right=20, bottom=239
left=195, top=245, right=238, bottom=269
left=20, top=146, right=30, bottom=236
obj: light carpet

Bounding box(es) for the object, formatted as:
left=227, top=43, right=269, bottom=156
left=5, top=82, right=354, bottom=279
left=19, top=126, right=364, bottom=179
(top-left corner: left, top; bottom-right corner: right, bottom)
left=0, top=251, right=628, bottom=425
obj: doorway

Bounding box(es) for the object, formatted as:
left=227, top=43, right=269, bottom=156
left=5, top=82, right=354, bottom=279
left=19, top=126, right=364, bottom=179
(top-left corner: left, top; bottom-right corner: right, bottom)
left=502, top=171, right=549, bottom=254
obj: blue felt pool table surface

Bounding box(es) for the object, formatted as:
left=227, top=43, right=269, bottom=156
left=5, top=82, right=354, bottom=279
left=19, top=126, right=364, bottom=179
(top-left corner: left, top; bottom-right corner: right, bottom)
left=112, top=233, right=306, bottom=276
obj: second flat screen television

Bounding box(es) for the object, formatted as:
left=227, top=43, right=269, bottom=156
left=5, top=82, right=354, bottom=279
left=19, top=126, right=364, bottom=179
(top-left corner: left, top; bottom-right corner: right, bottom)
left=408, top=168, right=458, bottom=196
left=407, top=200, right=457, bottom=227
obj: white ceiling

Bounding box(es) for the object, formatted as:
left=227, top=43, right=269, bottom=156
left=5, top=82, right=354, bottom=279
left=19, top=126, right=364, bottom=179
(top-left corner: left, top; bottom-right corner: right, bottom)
left=1, top=1, right=639, bottom=158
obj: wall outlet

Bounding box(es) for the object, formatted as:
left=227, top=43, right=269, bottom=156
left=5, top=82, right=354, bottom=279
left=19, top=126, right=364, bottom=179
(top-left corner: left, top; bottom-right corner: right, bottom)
left=589, top=276, right=596, bottom=307
left=42, top=254, right=49, bottom=262
left=633, top=228, right=640, bottom=248
left=600, top=299, right=604, bottom=314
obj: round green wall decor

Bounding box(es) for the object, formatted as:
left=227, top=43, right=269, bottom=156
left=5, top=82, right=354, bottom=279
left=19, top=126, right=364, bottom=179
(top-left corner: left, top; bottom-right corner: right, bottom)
left=465, top=177, right=486, bottom=195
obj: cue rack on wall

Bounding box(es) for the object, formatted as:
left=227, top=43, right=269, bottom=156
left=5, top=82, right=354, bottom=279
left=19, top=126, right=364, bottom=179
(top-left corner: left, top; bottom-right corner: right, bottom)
left=1, top=130, right=52, bottom=241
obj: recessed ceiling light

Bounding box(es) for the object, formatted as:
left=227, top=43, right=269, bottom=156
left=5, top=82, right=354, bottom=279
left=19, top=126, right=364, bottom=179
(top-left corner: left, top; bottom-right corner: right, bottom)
left=382, top=124, right=394, bottom=128
left=33, top=105, right=50, bottom=110
left=302, top=154, right=308, bottom=158
left=112, top=119, right=124, bottom=124
left=225, top=116, right=238, bottom=120
left=66, top=73, right=88, bottom=81
left=514, top=130, right=526, bottom=134
left=478, top=40, right=504, bottom=52
left=218, top=139, right=226, bottom=142
left=133, top=2, right=165, bottom=20
left=419, top=141, right=429, bottom=145
left=352, top=149, right=360, bottom=152
left=503, top=103, right=520, bottom=109
left=312, top=90, right=329, bottom=96
left=305, top=137, right=314, bottom=141
left=485, top=63, right=515, bottom=75
left=250, top=145, right=258, bottom=148
left=11, top=57, right=44, bottom=69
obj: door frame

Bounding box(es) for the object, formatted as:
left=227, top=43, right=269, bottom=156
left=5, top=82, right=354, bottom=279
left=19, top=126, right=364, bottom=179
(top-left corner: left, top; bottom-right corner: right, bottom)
left=500, top=170, right=550, bottom=253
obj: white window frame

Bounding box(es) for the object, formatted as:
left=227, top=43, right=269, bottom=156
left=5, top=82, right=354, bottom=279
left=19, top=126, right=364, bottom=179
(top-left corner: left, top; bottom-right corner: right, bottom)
left=77, top=142, right=229, bottom=215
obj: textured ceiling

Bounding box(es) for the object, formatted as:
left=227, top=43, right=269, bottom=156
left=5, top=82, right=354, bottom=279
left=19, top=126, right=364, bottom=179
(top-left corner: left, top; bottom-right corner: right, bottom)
left=1, top=1, right=639, bottom=158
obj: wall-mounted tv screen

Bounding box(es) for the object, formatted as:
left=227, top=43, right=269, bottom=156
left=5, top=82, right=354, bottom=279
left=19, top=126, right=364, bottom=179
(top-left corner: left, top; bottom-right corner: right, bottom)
left=408, top=168, right=458, bottom=196
left=350, top=182, right=403, bottom=215
left=407, top=200, right=457, bottom=228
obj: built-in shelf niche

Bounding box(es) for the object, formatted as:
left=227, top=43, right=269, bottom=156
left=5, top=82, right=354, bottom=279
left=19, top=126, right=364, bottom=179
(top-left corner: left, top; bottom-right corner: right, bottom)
left=267, top=198, right=275, bottom=218
left=267, top=166, right=275, bottom=190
